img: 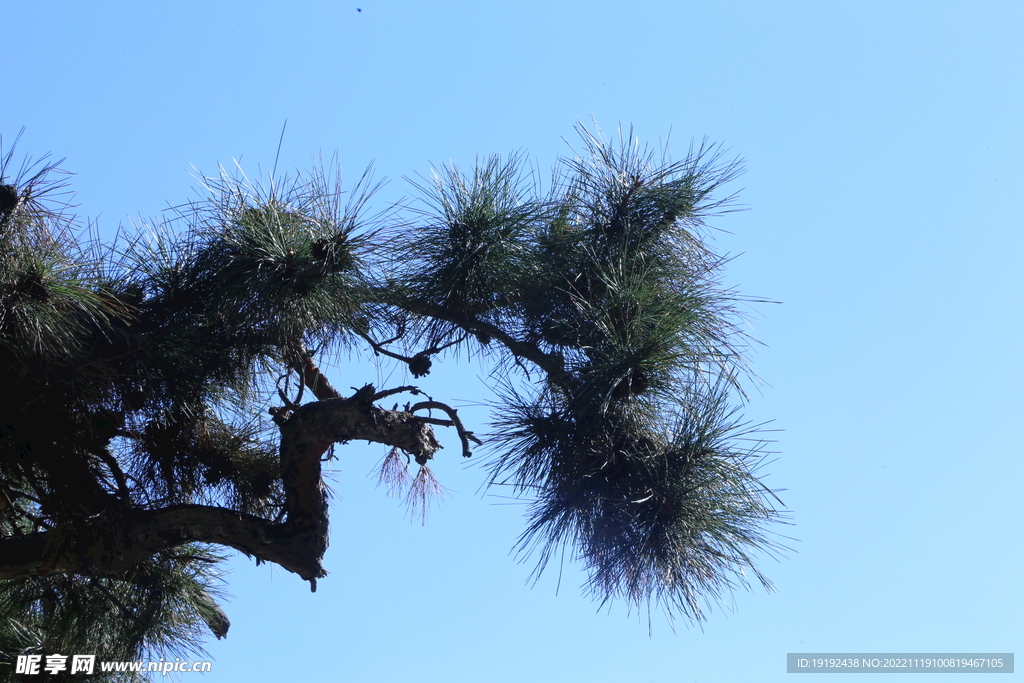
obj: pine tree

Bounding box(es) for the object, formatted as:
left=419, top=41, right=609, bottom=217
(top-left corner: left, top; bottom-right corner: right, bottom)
left=0, top=124, right=787, bottom=678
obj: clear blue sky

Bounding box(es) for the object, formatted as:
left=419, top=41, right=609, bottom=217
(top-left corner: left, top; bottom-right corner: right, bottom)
left=4, top=1, right=1022, bottom=680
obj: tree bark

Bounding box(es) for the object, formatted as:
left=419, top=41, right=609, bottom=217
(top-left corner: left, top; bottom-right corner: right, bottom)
left=0, top=396, right=443, bottom=584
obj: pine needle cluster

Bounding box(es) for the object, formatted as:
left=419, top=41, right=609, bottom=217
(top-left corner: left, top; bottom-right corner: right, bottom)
left=386, top=123, right=788, bottom=622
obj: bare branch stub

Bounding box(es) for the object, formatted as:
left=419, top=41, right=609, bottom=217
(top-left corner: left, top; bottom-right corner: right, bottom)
left=409, top=400, right=481, bottom=459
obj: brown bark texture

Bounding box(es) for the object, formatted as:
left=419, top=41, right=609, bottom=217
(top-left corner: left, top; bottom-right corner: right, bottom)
left=0, top=394, right=443, bottom=587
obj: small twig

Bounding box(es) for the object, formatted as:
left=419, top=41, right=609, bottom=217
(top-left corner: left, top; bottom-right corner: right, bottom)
left=160, top=551, right=220, bottom=564
left=356, top=328, right=417, bottom=363
left=357, top=329, right=468, bottom=366
left=94, top=449, right=132, bottom=503
left=89, top=578, right=146, bottom=629
left=379, top=318, right=407, bottom=346
left=409, top=400, right=482, bottom=458
left=366, top=288, right=569, bottom=385
left=1, top=485, right=43, bottom=506
left=294, top=369, right=306, bottom=405
left=369, top=385, right=422, bottom=402
left=418, top=417, right=454, bottom=427
left=276, top=370, right=304, bottom=408
left=0, top=484, right=52, bottom=532
left=428, top=334, right=469, bottom=355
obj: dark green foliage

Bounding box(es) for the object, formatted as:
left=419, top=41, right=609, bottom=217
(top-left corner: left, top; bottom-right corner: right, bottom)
left=387, top=124, right=787, bottom=622
left=389, top=152, right=544, bottom=340
left=0, top=550, right=228, bottom=683
left=490, top=380, right=781, bottom=620
left=0, top=123, right=786, bottom=674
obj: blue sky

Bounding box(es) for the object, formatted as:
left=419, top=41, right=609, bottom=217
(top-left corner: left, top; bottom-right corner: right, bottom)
left=4, top=1, right=1022, bottom=680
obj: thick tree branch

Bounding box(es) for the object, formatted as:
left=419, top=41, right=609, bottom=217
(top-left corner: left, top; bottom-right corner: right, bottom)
left=0, top=505, right=318, bottom=582
left=277, top=391, right=442, bottom=542
left=0, top=390, right=445, bottom=589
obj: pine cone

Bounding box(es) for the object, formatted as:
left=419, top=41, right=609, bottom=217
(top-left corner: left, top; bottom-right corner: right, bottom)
left=19, top=271, right=50, bottom=301
left=311, top=237, right=331, bottom=260
left=408, top=353, right=432, bottom=378
left=0, top=184, right=18, bottom=214
left=613, top=369, right=649, bottom=398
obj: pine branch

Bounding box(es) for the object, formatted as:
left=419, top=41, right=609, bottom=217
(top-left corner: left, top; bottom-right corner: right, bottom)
left=408, top=400, right=481, bottom=459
